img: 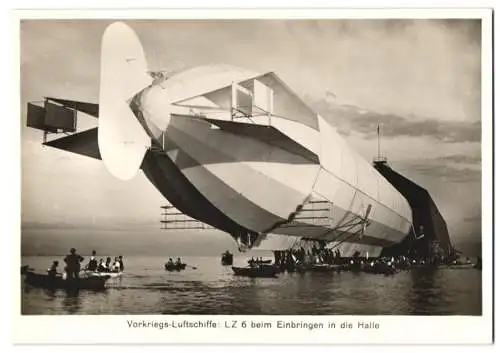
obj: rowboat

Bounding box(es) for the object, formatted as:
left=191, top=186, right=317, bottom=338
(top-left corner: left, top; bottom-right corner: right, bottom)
left=165, top=263, right=187, bottom=271
left=23, top=271, right=109, bottom=290
left=232, top=265, right=278, bottom=278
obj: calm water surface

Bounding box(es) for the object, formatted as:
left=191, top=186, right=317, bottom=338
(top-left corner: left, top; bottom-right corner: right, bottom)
left=21, top=255, right=482, bottom=315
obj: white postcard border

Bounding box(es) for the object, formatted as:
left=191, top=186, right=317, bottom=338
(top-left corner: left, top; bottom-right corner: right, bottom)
left=9, top=7, right=493, bottom=345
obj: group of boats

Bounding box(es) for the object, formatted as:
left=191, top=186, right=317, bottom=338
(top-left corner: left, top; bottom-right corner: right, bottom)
left=20, top=250, right=482, bottom=290
left=225, top=255, right=483, bottom=278
left=229, top=261, right=344, bottom=278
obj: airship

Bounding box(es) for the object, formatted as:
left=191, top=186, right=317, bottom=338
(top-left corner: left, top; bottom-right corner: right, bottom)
left=25, top=22, right=451, bottom=257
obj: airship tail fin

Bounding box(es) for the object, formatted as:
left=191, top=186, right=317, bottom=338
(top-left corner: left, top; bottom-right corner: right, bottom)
left=98, top=21, right=152, bottom=180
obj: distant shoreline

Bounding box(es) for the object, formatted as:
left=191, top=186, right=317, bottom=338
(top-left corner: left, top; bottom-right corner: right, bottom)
left=20, top=252, right=270, bottom=257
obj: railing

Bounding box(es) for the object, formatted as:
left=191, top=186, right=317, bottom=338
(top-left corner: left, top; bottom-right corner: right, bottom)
left=160, top=204, right=214, bottom=230
left=278, top=200, right=335, bottom=228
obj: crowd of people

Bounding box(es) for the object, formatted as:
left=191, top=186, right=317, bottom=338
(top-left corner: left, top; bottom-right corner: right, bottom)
left=273, top=246, right=342, bottom=269
left=272, top=244, right=480, bottom=274
left=47, top=248, right=125, bottom=281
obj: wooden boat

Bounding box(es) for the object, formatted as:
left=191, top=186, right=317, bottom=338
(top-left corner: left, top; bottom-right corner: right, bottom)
left=232, top=265, right=278, bottom=278
left=165, top=263, right=187, bottom=271
left=23, top=271, right=109, bottom=290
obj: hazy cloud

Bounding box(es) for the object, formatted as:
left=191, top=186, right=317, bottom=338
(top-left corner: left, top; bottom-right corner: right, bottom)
left=396, top=153, right=481, bottom=184
left=406, top=164, right=480, bottom=183
left=21, top=219, right=161, bottom=232
left=463, top=209, right=482, bottom=224
left=310, top=99, right=481, bottom=143
left=433, top=154, right=482, bottom=165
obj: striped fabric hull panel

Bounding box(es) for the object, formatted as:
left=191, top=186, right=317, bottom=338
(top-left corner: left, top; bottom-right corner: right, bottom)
left=153, top=115, right=411, bottom=252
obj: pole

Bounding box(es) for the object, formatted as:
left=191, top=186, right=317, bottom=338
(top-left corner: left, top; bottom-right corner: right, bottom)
left=377, top=124, right=380, bottom=159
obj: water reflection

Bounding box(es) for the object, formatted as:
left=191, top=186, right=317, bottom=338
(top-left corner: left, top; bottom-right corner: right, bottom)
left=62, top=289, right=82, bottom=314
left=21, top=255, right=483, bottom=315
left=42, top=288, right=58, bottom=302
left=408, top=268, right=445, bottom=315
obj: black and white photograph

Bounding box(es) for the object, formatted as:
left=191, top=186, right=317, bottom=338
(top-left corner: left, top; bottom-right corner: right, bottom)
left=17, top=10, right=491, bottom=333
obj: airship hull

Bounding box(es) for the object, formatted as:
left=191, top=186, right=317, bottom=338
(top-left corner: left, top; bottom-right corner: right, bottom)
left=134, top=66, right=414, bottom=257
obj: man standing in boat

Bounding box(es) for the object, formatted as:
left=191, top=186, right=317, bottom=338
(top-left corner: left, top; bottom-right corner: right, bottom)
left=64, top=248, right=84, bottom=281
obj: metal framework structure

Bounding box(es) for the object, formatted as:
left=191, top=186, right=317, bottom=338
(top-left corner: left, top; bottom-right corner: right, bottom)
left=27, top=98, right=81, bottom=143
left=159, top=198, right=372, bottom=251
left=160, top=204, right=215, bottom=230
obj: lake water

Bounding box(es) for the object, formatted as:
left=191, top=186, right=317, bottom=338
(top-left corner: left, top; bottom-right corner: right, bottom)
left=20, top=255, right=482, bottom=315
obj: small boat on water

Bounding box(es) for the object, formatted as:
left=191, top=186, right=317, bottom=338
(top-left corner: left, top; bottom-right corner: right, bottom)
left=165, top=263, right=187, bottom=272
left=221, top=251, right=233, bottom=266
left=23, top=271, right=109, bottom=290
left=232, top=265, right=278, bottom=278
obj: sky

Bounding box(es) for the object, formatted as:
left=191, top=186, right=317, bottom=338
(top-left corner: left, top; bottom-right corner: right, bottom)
left=20, top=19, right=483, bottom=255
